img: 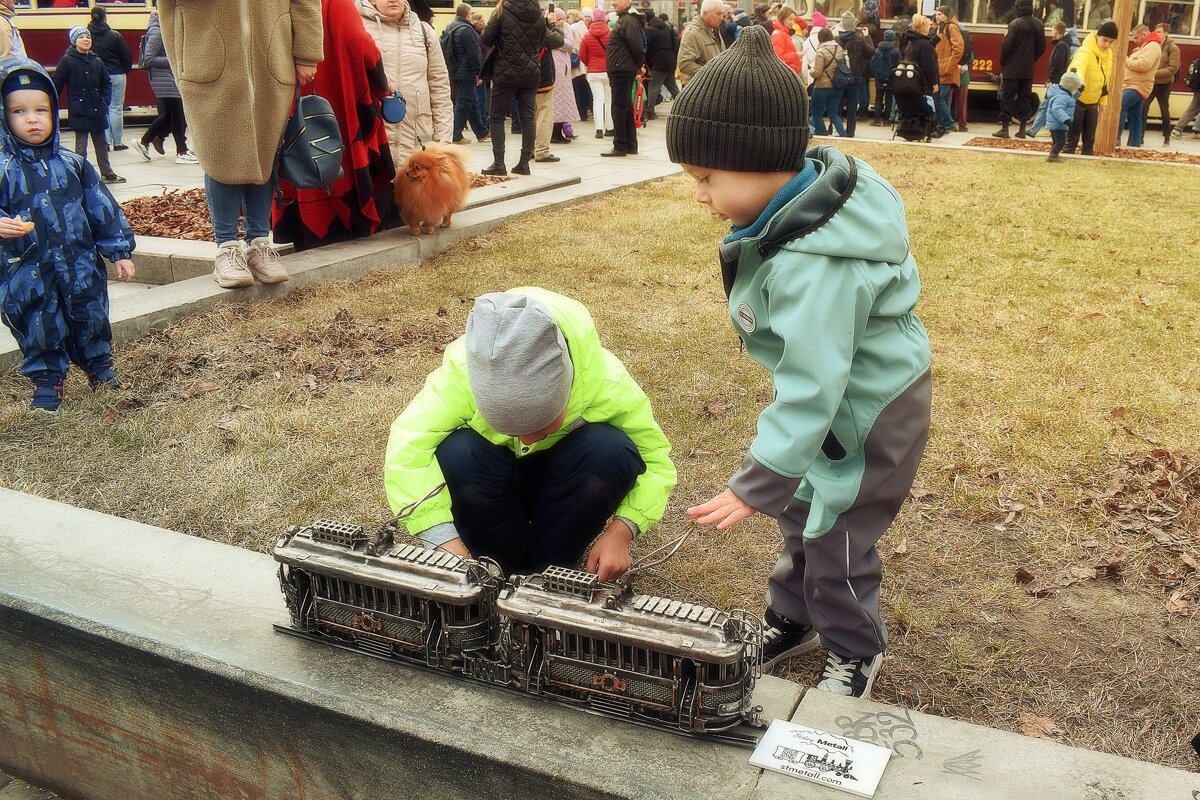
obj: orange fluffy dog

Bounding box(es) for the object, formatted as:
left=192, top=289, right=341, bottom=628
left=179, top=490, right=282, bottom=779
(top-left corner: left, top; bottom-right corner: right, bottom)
left=393, top=143, right=471, bottom=235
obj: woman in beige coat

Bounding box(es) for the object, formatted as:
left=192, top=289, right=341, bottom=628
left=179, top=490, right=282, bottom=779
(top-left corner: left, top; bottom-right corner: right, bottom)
left=158, top=0, right=323, bottom=289
left=357, top=0, right=452, bottom=169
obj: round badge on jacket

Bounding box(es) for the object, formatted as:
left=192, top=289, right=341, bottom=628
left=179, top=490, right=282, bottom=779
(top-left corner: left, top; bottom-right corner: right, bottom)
left=736, top=303, right=756, bottom=333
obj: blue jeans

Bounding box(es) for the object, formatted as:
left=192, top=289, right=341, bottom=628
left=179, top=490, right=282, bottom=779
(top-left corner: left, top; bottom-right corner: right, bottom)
left=858, top=79, right=871, bottom=112
left=204, top=175, right=274, bottom=245
left=106, top=72, right=126, bottom=146
left=453, top=78, right=488, bottom=139
left=434, top=423, right=645, bottom=576
left=1119, top=88, right=1144, bottom=147
left=938, top=84, right=955, bottom=132
left=811, top=87, right=846, bottom=136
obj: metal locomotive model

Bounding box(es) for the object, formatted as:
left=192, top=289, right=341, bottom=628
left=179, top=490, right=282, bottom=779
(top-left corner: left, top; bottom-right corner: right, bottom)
left=273, top=518, right=766, bottom=742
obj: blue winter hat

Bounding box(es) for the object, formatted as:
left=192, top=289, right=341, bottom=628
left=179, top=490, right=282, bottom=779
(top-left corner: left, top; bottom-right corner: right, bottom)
left=884, top=29, right=895, bottom=39
left=68, top=26, right=91, bottom=46
left=2, top=64, right=55, bottom=104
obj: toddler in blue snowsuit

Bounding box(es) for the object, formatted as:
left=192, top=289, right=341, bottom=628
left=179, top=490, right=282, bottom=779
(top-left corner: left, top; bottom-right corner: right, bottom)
left=0, top=59, right=135, bottom=413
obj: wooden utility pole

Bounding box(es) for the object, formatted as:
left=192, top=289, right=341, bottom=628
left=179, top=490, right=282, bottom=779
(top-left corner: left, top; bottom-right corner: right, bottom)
left=1094, top=0, right=1134, bottom=155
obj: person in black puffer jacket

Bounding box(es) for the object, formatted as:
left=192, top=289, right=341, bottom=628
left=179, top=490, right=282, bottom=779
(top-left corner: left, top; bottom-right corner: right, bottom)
left=904, top=15, right=939, bottom=98
left=603, top=0, right=645, bottom=157
left=86, top=6, right=131, bottom=151
left=53, top=26, right=122, bottom=183
left=837, top=10, right=875, bottom=138
left=644, top=13, right=678, bottom=121
left=994, top=0, right=1046, bottom=137
left=480, top=0, right=546, bottom=176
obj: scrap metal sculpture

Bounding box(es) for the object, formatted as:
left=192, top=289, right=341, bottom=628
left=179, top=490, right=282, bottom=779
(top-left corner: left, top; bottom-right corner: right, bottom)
left=274, top=518, right=765, bottom=743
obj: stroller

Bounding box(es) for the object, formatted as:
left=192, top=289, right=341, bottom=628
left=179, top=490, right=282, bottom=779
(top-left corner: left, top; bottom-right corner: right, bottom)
left=890, top=60, right=936, bottom=142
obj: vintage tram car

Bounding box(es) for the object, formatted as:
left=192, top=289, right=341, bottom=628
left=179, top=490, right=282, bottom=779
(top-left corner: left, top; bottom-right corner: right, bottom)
left=274, top=519, right=764, bottom=737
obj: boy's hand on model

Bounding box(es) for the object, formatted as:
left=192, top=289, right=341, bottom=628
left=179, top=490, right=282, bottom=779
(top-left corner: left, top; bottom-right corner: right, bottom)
left=586, top=519, right=634, bottom=582
left=0, top=217, right=30, bottom=239
left=114, top=259, right=135, bottom=282
left=687, top=488, right=756, bottom=531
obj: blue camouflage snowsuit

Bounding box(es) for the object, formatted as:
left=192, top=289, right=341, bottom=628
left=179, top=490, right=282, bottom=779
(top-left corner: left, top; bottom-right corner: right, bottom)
left=0, top=58, right=134, bottom=381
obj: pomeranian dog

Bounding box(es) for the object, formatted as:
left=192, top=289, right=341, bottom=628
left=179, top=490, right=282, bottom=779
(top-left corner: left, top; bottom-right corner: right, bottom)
left=393, top=142, right=471, bottom=235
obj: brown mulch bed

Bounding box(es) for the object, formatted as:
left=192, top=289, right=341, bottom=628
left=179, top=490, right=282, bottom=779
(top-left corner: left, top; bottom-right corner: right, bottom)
left=122, top=174, right=508, bottom=241
left=964, top=136, right=1200, bottom=165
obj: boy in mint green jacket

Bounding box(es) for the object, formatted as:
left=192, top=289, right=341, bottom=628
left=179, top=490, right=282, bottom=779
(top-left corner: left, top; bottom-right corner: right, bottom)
left=667, top=26, right=931, bottom=699
left=384, top=287, right=676, bottom=582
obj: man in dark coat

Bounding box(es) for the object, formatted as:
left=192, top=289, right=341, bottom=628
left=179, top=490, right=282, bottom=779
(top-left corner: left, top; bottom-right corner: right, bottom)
left=994, top=0, right=1046, bottom=138
left=480, top=0, right=545, bottom=175
left=86, top=5, right=131, bottom=150
left=644, top=12, right=679, bottom=120
left=602, top=0, right=645, bottom=157
left=444, top=3, right=489, bottom=145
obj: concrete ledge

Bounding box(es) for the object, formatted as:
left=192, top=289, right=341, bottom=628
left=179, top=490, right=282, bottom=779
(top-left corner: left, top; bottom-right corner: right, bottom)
left=0, top=488, right=803, bottom=800
left=750, top=690, right=1199, bottom=799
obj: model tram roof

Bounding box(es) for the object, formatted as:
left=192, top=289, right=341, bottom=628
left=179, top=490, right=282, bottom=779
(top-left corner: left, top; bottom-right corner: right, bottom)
left=497, top=578, right=748, bottom=663
left=273, top=524, right=489, bottom=604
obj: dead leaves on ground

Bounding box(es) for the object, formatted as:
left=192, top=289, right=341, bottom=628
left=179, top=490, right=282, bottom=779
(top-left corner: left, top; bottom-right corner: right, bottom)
left=121, top=188, right=217, bottom=241
left=963, top=136, right=1200, bottom=166
left=1018, top=711, right=1063, bottom=740
left=1015, top=449, right=1200, bottom=616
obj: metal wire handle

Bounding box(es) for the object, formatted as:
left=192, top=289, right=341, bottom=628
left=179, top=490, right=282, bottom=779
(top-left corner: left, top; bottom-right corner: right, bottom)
left=385, top=482, right=447, bottom=527
left=621, top=528, right=695, bottom=583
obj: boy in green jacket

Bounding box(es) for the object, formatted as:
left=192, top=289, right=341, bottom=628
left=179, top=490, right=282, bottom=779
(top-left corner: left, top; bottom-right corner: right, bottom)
left=667, top=27, right=931, bottom=699
left=384, top=287, right=676, bottom=581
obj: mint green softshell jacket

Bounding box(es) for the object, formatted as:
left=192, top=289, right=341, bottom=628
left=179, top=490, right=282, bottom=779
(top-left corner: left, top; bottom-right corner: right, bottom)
left=721, top=148, right=932, bottom=537
left=384, top=287, right=678, bottom=537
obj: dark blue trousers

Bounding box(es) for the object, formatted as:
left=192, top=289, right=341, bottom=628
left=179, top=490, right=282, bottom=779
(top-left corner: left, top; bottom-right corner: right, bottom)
left=453, top=78, right=488, bottom=140
left=435, top=423, right=645, bottom=576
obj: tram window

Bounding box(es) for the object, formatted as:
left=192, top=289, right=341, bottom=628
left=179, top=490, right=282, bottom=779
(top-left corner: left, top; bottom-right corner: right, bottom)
left=881, top=0, right=919, bottom=18
left=1142, top=0, right=1193, bottom=34
left=1085, top=0, right=1115, bottom=27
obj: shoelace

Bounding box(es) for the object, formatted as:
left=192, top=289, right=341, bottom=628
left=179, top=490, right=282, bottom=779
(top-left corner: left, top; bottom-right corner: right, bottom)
left=255, top=244, right=281, bottom=268
left=220, top=246, right=251, bottom=274
left=820, top=653, right=858, bottom=686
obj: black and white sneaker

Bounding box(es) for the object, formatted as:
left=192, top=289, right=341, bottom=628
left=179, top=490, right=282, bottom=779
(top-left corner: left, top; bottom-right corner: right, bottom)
left=815, top=651, right=882, bottom=699
left=761, top=608, right=820, bottom=671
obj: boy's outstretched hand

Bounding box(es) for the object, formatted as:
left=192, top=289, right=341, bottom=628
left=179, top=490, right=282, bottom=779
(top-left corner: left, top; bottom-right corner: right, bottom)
left=687, top=488, right=756, bottom=531
left=114, top=259, right=136, bottom=282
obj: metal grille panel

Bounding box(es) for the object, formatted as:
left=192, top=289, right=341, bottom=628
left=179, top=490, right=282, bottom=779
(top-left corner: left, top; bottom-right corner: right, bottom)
left=316, top=601, right=423, bottom=646
left=310, top=519, right=367, bottom=547
left=548, top=660, right=674, bottom=705
left=700, top=685, right=745, bottom=710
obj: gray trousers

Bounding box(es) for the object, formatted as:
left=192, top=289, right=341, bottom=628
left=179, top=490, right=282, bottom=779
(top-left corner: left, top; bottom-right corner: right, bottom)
left=74, top=130, right=112, bottom=177
left=767, top=370, right=931, bottom=660
left=1175, top=91, right=1200, bottom=131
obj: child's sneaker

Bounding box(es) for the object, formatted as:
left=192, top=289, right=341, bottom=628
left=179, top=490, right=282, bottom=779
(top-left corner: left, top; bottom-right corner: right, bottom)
left=761, top=608, right=820, bottom=670
left=101, top=173, right=127, bottom=184
left=30, top=375, right=64, bottom=414
left=815, top=651, right=882, bottom=699
left=85, top=365, right=122, bottom=390
left=175, top=151, right=199, bottom=165
left=213, top=242, right=254, bottom=288
left=245, top=238, right=289, bottom=284
left=133, top=140, right=152, bottom=161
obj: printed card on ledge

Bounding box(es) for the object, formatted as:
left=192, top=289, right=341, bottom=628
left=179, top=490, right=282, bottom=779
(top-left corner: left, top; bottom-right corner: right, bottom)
left=749, top=718, right=893, bottom=798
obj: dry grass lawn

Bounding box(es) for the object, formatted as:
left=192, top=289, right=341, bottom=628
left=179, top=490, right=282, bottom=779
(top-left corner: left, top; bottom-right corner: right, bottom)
left=2, top=142, right=1198, bottom=771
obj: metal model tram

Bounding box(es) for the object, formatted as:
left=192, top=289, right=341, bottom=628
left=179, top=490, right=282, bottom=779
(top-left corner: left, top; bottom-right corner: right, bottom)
left=274, top=519, right=766, bottom=742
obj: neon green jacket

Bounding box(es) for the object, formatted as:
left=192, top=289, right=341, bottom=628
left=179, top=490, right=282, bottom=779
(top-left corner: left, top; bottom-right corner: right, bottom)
left=384, top=287, right=677, bottom=537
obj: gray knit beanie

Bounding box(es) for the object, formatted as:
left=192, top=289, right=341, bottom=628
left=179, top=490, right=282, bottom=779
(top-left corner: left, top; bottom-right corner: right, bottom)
left=1059, top=70, right=1083, bottom=92
left=466, top=292, right=574, bottom=436
left=840, top=10, right=857, bottom=29
left=666, top=25, right=809, bottom=172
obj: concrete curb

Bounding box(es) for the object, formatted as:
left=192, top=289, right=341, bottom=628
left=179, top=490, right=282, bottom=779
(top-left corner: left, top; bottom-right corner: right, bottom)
left=1, top=165, right=682, bottom=374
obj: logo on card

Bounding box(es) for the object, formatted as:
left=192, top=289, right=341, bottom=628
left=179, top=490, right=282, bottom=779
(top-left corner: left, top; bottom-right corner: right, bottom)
left=736, top=303, right=756, bottom=333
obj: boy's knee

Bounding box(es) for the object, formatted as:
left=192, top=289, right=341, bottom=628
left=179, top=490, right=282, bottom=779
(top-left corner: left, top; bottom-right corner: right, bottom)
left=561, top=423, right=645, bottom=481
left=435, top=428, right=506, bottom=484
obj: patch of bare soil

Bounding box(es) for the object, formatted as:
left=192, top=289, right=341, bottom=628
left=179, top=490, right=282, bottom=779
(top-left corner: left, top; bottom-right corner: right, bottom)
left=964, top=136, right=1200, bottom=165
left=121, top=174, right=510, bottom=240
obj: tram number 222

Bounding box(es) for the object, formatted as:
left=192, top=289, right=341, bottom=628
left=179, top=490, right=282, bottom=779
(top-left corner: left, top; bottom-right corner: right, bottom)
left=971, top=59, right=994, bottom=72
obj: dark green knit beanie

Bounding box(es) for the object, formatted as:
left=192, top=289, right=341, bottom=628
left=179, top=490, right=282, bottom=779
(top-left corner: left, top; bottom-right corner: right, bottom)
left=666, top=25, right=809, bottom=172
